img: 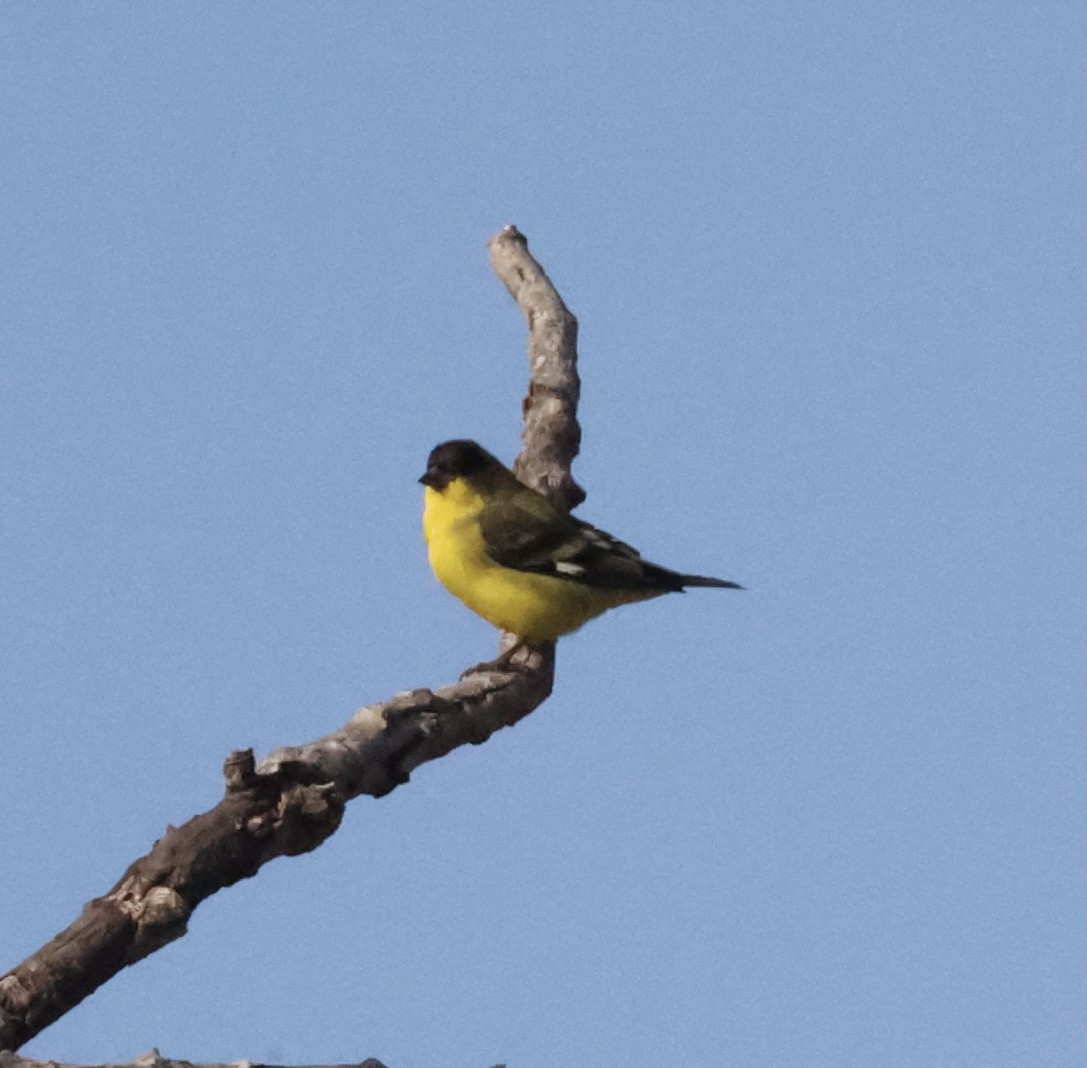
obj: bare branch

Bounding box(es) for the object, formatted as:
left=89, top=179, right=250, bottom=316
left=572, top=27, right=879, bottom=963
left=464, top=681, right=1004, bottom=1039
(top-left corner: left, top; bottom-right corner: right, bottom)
left=0, top=227, right=580, bottom=1053
left=489, top=225, right=584, bottom=512
left=0, top=1053, right=419, bottom=1068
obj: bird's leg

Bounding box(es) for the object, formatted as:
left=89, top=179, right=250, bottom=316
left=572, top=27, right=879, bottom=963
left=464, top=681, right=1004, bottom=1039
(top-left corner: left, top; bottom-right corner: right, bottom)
left=495, top=638, right=527, bottom=665
left=459, top=638, right=531, bottom=679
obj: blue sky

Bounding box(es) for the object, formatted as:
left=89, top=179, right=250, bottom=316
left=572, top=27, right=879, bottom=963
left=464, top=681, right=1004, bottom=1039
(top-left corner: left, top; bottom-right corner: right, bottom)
left=1, top=4, right=1082, bottom=1066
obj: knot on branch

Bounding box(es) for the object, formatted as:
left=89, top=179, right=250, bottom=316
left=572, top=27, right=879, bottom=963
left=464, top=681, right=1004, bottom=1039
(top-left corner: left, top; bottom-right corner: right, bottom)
left=108, top=883, right=192, bottom=963
left=262, top=782, right=344, bottom=857
left=129, top=886, right=191, bottom=962
left=223, top=748, right=258, bottom=792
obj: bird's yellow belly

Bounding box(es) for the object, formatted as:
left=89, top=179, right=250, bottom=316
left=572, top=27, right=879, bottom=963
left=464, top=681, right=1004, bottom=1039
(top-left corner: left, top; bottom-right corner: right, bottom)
left=423, top=485, right=617, bottom=641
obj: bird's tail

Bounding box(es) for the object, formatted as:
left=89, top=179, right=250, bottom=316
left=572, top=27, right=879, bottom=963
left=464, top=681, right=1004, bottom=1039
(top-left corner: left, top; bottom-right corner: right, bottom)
left=679, top=573, right=744, bottom=590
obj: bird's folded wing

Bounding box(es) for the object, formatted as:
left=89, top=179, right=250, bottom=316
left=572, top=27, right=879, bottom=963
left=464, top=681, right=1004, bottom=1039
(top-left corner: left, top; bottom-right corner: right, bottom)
left=479, top=497, right=680, bottom=591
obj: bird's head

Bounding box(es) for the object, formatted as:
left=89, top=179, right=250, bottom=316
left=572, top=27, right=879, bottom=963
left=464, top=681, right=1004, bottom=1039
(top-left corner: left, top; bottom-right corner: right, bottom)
left=419, top=439, right=501, bottom=492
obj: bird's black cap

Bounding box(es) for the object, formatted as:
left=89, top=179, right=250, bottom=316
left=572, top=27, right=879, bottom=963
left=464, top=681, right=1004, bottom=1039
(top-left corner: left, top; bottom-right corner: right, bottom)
left=419, top=439, right=500, bottom=490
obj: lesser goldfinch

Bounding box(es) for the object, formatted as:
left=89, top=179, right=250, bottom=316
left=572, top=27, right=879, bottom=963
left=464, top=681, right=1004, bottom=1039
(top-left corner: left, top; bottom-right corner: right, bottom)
left=420, top=439, right=741, bottom=648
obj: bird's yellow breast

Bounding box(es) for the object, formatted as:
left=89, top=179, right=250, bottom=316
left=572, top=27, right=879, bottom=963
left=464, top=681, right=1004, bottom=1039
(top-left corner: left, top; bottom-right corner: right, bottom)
left=422, top=479, right=633, bottom=642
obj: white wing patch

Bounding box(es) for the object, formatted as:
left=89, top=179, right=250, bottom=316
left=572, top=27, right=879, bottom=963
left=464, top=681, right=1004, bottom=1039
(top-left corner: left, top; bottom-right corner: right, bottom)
left=554, top=560, right=586, bottom=575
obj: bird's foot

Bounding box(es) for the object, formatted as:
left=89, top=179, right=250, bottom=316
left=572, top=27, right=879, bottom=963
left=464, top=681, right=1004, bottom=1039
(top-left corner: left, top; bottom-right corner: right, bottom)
left=459, top=641, right=532, bottom=679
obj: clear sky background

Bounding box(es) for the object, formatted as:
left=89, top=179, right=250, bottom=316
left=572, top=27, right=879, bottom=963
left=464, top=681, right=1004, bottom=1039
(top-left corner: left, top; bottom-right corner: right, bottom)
left=1, top=5, right=1082, bottom=1067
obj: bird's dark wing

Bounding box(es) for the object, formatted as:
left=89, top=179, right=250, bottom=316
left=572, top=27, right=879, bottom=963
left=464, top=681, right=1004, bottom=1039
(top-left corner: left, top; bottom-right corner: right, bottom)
left=479, top=494, right=687, bottom=593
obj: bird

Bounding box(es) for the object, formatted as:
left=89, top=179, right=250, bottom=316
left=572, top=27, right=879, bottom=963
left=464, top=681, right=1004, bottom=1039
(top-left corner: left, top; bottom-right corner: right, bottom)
left=420, top=439, right=741, bottom=657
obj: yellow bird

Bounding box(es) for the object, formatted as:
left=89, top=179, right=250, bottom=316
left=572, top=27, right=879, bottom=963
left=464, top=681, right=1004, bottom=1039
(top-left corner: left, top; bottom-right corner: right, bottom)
left=420, top=440, right=741, bottom=651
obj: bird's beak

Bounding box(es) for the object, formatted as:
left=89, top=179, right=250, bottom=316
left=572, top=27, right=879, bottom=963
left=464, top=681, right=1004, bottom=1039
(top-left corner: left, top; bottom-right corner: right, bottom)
left=419, top=469, right=439, bottom=488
